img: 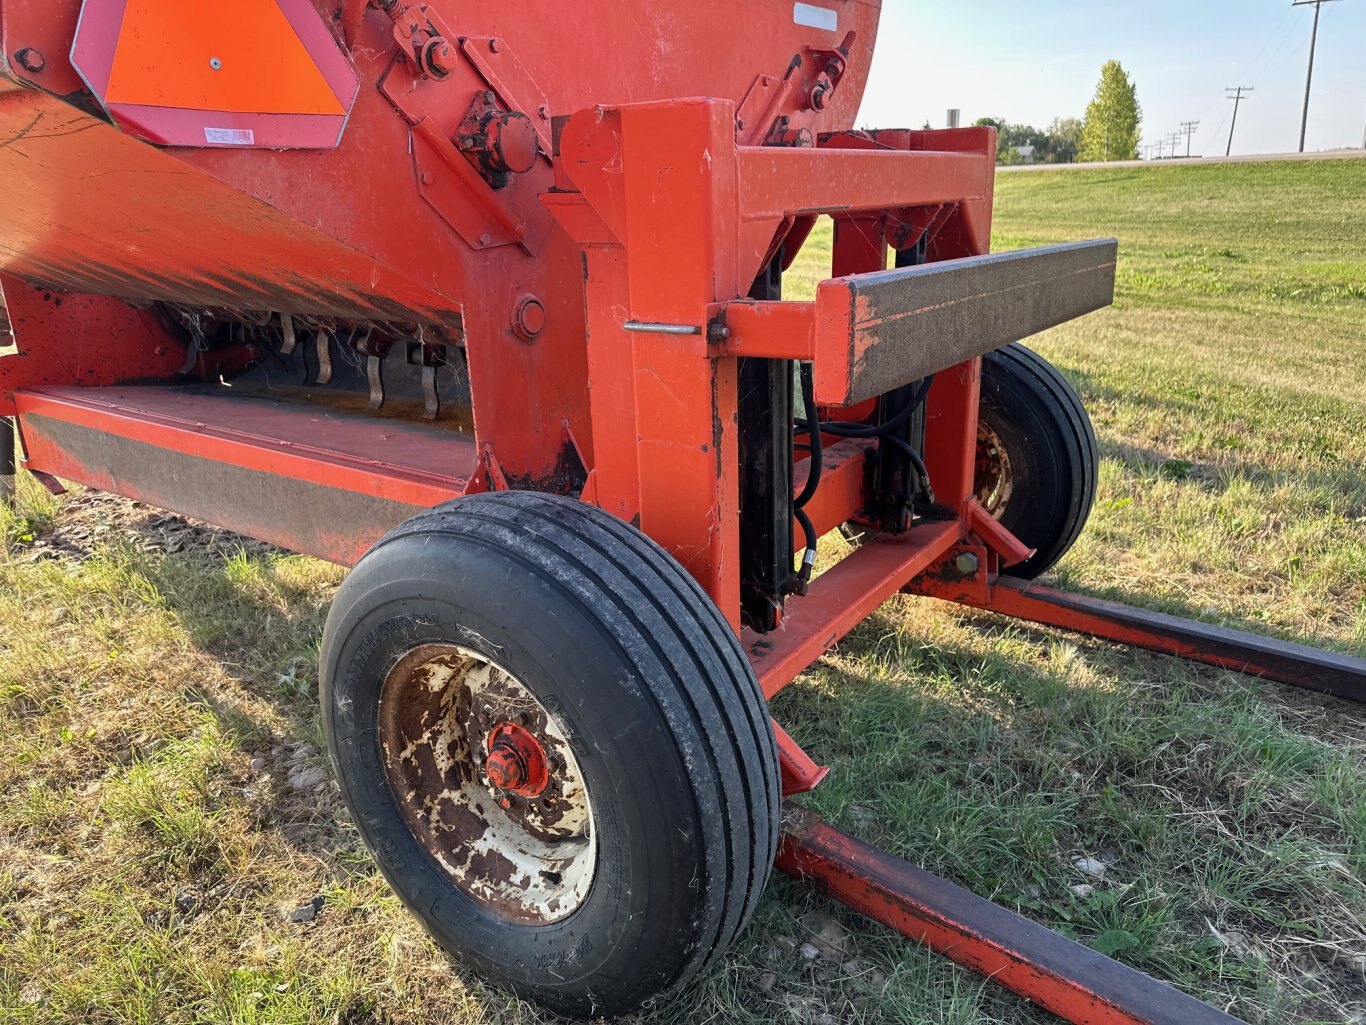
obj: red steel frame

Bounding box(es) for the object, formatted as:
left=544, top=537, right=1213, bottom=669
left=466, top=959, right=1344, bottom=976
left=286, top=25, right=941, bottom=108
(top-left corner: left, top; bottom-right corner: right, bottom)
left=1, top=4, right=1363, bottom=1024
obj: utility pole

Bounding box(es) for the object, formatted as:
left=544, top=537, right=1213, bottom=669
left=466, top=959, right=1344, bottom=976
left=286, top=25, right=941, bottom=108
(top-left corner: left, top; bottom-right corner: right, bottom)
left=1180, top=120, right=1200, bottom=158
left=1167, top=132, right=1183, bottom=159
left=1293, top=0, right=1343, bottom=153
left=1225, top=86, right=1253, bottom=156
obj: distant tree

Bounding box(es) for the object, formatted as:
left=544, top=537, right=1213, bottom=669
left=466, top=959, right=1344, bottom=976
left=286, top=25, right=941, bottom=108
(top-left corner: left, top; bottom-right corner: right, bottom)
left=1046, top=117, right=1084, bottom=164
left=1080, top=61, right=1141, bottom=161
left=975, top=117, right=1046, bottom=165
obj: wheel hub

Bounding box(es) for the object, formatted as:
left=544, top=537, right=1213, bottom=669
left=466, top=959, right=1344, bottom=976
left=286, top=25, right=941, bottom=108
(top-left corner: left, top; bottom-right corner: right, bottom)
left=484, top=722, right=549, bottom=797
left=376, top=643, right=596, bottom=924
left=974, top=420, right=1015, bottom=515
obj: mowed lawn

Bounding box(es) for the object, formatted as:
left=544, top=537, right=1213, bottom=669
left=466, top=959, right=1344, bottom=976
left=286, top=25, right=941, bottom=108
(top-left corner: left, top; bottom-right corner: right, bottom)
left=3, top=157, right=1365, bottom=1025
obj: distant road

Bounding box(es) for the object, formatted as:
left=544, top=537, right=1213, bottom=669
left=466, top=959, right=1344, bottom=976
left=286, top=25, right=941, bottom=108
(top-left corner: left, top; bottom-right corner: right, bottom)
left=999, top=149, right=1366, bottom=173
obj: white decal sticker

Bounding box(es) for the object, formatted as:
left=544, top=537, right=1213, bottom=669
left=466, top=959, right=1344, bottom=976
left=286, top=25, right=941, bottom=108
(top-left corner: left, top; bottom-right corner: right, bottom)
left=204, top=127, right=255, bottom=146
left=793, top=2, right=837, bottom=31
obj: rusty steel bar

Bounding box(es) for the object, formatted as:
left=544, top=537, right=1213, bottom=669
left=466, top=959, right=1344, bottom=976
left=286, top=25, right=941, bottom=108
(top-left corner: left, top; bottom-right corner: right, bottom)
left=777, top=804, right=1249, bottom=1025
left=909, top=574, right=1366, bottom=704
left=813, top=240, right=1119, bottom=407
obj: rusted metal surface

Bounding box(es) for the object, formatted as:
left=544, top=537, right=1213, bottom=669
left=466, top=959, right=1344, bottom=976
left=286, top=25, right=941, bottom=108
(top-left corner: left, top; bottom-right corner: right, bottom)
left=911, top=573, right=1366, bottom=704
left=13, top=386, right=472, bottom=564
left=777, top=804, right=1249, bottom=1025
left=377, top=643, right=595, bottom=923
left=974, top=419, right=1014, bottom=516
left=814, top=240, right=1119, bottom=407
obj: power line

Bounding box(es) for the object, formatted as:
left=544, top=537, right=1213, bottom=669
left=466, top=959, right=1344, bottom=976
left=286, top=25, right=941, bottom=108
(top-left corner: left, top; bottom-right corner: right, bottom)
left=1179, top=120, right=1201, bottom=158
left=1225, top=87, right=1253, bottom=156
left=1293, top=0, right=1344, bottom=153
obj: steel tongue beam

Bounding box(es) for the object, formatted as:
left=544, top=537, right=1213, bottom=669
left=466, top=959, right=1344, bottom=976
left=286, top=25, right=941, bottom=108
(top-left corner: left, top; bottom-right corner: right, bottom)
left=909, top=574, right=1366, bottom=704
left=777, top=803, right=1248, bottom=1025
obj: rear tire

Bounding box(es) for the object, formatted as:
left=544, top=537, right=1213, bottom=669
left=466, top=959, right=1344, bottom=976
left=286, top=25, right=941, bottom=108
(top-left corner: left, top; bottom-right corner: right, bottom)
left=320, top=491, right=779, bottom=1018
left=976, top=343, right=1098, bottom=579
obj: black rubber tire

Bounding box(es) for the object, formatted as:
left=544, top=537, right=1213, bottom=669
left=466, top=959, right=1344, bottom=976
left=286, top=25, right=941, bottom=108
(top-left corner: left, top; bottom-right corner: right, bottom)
left=320, top=491, right=779, bottom=1019
left=977, top=343, right=1098, bottom=579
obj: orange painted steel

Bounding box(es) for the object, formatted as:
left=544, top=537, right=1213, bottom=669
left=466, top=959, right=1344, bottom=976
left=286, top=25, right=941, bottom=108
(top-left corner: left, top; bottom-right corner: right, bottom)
left=778, top=806, right=1247, bottom=1025
left=0, top=5, right=1341, bottom=1023
left=746, top=520, right=961, bottom=699
left=104, top=0, right=346, bottom=114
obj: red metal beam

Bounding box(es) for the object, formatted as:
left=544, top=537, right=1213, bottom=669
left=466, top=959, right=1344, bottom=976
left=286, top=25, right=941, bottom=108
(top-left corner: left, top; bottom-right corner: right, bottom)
left=777, top=804, right=1248, bottom=1025
left=14, top=386, right=471, bottom=564
left=738, top=147, right=990, bottom=221
left=746, top=520, right=959, bottom=698
left=909, top=573, right=1366, bottom=703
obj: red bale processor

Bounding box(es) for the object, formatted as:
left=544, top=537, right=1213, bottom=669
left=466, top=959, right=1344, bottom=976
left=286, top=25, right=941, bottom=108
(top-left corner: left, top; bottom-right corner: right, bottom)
left=1, top=2, right=1361, bottom=1020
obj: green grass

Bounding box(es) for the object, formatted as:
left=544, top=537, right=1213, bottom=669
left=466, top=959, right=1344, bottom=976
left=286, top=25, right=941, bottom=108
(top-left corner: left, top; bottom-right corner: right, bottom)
left=3, top=157, right=1365, bottom=1024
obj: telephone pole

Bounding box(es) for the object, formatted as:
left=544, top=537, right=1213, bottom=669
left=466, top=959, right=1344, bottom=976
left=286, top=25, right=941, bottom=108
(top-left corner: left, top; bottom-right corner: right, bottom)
left=1179, top=120, right=1200, bottom=158
left=1293, top=0, right=1343, bottom=153
left=1225, top=86, right=1253, bottom=156
left=1167, top=132, right=1183, bottom=159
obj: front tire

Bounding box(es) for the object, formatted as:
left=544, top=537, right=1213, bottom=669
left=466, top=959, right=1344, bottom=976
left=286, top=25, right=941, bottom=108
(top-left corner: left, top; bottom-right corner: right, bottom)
left=320, top=491, right=779, bottom=1018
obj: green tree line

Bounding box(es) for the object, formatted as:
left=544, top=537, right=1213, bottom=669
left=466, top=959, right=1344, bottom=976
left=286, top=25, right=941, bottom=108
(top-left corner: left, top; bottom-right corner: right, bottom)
left=975, top=60, right=1141, bottom=165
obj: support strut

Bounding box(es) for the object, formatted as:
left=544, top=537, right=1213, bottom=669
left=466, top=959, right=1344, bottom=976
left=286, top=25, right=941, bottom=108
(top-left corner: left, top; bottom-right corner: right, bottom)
left=777, top=804, right=1247, bottom=1025
left=909, top=574, right=1366, bottom=704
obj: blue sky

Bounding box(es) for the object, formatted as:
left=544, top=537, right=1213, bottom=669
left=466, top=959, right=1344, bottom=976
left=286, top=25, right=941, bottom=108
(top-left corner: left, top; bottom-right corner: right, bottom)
left=858, top=1, right=1366, bottom=156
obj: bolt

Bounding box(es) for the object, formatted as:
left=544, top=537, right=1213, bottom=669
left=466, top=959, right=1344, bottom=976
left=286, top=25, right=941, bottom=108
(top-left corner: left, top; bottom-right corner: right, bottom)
left=706, top=321, right=730, bottom=344
left=489, top=37, right=503, bottom=52
left=954, top=551, right=981, bottom=577
left=537, top=104, right=551, bottom=121
left=512, top=294, right=545, bottom=342
left=736, top=117, right=746, bottom=131
left=209, top=56, right=223, bottom=71
left=420, top=171, right=433, bottom=185
left=478, top=232, right=492, bottom=247
left=484, top=90, right=496, bottom=105
left=14, top=48, right=45, bottom=74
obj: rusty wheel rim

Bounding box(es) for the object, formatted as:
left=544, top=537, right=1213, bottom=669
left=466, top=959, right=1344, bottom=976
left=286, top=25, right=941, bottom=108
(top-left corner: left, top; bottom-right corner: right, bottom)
left=974, top=420, right=1014, bottom=516
left=377, top=643, right=596, bottom=924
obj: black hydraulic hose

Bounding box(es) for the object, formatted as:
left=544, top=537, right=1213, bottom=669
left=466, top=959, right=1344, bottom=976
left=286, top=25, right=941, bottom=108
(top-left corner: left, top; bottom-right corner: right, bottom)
left=793, top=363, right=822, bottom=593
left=886, top=434, right=936, bottom=504
left=796, top=374, right=936, bottom=439
left=795, top=363, right=822, bottom=510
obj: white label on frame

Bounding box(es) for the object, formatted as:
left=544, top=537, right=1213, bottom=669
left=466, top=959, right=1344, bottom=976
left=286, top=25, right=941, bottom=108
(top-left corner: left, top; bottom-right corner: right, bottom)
left=793, top=2, right=838, bottom=31
left=204, top=127, right=255, bottom=146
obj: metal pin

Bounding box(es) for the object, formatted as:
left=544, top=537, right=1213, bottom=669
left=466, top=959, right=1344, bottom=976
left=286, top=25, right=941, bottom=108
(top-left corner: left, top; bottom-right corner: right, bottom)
left=367, top=353, right=385, bottom=409
left=315, top=328, right=333, bottom=384
left=178, top=317, right=206, bottom=375
left=421, top=363, right=440, bottom=420
left=279, top=312, right=297, bottom=355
